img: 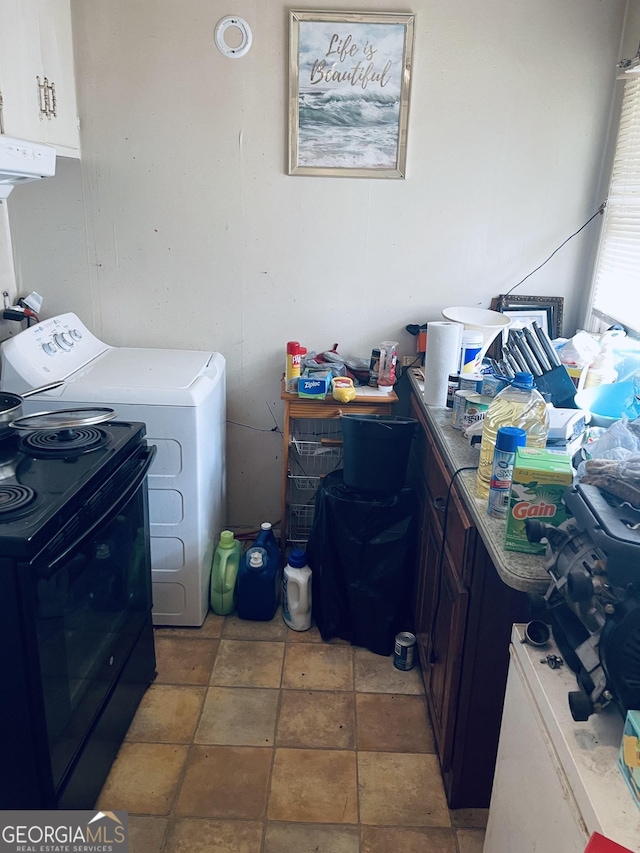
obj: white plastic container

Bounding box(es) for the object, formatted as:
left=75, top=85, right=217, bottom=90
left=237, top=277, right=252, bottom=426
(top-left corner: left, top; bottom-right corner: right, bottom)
left=282, top=549, right=312, bottom=631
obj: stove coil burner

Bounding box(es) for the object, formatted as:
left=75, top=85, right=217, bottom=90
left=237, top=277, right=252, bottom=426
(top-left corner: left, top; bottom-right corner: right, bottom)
left=0, top=484, right=37, bottom=517
left=20, top=427, right=108, bottom=458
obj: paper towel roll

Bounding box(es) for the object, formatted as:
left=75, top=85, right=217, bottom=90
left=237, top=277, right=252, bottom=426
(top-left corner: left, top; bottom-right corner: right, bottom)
left=423, top=321, right=463, bottom=407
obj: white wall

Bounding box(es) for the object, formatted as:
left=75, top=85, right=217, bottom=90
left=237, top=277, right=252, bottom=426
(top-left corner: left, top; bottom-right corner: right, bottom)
left=5, top=0, right=631, bottom=527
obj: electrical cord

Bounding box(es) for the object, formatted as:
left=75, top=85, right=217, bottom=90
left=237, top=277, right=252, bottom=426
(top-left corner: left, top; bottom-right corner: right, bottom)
left=500, top=202, right=606, bottom=304
left=428, top=464, right=478, bottom=666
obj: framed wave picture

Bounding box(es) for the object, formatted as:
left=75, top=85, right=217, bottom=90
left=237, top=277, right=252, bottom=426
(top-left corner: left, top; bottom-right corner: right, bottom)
left=288, top=10, right=415, bottom=178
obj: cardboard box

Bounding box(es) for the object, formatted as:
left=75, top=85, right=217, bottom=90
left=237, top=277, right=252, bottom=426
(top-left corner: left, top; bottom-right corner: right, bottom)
left=505, top=447, right=573, bottom=554
left=619, top=710, right=640, bottom=811
left=298, top=369, right=332, bottom=400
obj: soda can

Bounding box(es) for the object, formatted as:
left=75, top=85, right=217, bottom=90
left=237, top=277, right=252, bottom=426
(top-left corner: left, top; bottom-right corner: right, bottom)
left=369, top=348, right=381, bottom=387
left=394, top=631, right=416, bottom=671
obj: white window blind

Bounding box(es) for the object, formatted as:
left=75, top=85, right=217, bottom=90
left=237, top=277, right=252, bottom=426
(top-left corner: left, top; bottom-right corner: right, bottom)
left=592, top=73, right=640, bottom=332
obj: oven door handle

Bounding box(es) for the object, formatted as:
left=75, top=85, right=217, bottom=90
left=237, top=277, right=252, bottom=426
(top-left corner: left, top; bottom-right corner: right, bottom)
left=47, top=444, right=157, bottom=573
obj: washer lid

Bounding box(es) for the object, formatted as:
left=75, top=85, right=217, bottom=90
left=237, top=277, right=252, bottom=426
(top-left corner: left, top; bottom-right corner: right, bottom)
left=74, top=348, right=212, bottom=389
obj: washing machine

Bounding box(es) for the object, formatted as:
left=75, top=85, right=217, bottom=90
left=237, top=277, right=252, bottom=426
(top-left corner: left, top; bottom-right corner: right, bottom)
left=0, top=312, right=226, bottom=627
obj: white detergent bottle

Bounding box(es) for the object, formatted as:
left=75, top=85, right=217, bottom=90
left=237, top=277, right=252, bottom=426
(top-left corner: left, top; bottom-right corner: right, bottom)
left=282, top=549, right=312, bottom=631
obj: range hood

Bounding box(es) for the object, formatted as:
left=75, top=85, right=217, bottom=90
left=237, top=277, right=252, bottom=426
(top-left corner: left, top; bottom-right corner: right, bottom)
left=0, top=136, right=56, bottom=199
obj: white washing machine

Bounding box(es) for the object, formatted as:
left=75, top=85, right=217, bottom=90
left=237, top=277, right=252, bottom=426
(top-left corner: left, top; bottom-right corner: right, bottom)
left=0, top=312, right=226, bottom=627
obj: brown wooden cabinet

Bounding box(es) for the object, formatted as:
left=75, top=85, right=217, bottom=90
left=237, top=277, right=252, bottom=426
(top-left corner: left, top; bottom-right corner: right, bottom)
left=409, top=392, right=529, bottom=809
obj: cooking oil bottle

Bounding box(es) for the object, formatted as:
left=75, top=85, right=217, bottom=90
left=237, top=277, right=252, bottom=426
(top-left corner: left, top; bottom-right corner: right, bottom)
left=477, top=372, right=549, bottom=500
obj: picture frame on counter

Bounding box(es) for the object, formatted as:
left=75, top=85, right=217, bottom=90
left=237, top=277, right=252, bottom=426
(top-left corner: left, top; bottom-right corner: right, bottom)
left=288, top=10, right=415, bottom=178
left=490, top=295, right=564, bottom=340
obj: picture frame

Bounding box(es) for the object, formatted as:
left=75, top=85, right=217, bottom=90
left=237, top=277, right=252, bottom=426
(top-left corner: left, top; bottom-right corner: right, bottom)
left=288, top=10, right=415, bottom=178
left=490, top=295, right=564, bottom=339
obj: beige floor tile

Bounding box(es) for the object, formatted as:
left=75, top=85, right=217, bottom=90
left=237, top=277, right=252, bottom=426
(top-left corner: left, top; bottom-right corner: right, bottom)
left=358, top=752, right=450, bottom=827
left=264, top=823, right=359, bottom=853
left=268, top=748, right=358, bottom=823
left=210, top=640, right=284, bottom=688
left=449, top=809, right=489, bottom=829
left=356, top=693, right=435, bottom=753
left=361, top=826, right=456, bottom=853
left=125, top=684, right=205, bottom=743
left=195, top=687, right=279, bottom=746
left=282, top=644, right=353, bottom=691
left=97, top=742, right=188, bottom=815
left=222, top=610, right=288, bottom=640
left=354, top=648, right=424, bottom=694
left=163, top=817, right=263, bottom=853
left=154, top=611, right=225, bottom=640
left=285, top=623, right=352, bottom=645
left=175, top=745, right=272, bottom=819
left=456, top=829, right=486, bottom=853
left=128, top=816, right=167, bottom=853
left=276, top=690, right=355, bottom=749
left=154, top=637, right=219, bottom=685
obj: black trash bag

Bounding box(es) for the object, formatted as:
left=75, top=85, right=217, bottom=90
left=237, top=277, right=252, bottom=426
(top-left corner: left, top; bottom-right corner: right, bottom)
left=307, top=470, right=416, bottom=656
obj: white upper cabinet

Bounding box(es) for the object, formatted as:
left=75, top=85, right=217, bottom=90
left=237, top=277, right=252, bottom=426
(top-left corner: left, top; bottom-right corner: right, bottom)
left=0, top=0, right=80, bottom=157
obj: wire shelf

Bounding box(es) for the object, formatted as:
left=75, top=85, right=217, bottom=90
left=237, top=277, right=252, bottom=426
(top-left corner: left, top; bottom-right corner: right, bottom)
left=288, top=473, right=321, bottom=493
left=288, top=502, right=316, bottom=544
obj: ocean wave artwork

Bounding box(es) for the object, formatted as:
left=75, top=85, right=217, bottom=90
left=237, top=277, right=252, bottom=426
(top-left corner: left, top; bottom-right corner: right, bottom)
left=296, top=20, right=407, bottom=170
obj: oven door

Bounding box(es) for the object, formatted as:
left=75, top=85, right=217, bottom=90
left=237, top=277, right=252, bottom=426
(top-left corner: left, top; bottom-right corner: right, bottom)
left=27, top=444, right=156, bottom=795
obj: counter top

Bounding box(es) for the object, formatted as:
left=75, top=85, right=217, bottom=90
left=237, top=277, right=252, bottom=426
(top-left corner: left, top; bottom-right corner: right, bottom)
left=409, top=370, right=549, bottom=593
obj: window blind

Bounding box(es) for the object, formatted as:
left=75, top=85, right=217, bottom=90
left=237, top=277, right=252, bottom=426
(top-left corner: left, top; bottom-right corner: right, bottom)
left=592, top=73, right=640, bottom=332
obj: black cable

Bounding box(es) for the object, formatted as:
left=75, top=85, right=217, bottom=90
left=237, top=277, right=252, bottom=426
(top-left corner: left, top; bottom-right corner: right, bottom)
left=428, top=465, right=478, bottom=665
left=500, top=203, right=606, bottom=304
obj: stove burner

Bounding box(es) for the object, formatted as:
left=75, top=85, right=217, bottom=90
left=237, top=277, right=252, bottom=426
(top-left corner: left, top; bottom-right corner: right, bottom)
left=20, top=427, right=108, bottom=458
left=0, top=484, right=36, bottom=517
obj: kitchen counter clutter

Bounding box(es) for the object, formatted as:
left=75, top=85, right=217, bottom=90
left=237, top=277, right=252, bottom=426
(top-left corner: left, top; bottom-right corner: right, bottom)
left=408, top=369, right=549, bottom=593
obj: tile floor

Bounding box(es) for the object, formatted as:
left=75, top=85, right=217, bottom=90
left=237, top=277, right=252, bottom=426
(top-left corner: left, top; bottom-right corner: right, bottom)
left=97, top=610, right=487, bottom=853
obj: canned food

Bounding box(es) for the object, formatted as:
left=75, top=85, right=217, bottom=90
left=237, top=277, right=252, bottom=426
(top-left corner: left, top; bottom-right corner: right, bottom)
left=451, top=390, right=471, bottom=430
left=394, top=631, right=416, bottom=671
left=460, top=393, right=491, bottom=431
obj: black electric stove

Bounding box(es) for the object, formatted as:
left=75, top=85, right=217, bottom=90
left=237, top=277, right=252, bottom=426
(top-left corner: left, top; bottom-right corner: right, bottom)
left=0, top=418, right=157, bottom=809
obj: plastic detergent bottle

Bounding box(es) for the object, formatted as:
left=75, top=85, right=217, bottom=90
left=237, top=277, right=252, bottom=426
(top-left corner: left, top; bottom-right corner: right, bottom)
left=477, top=372, right=549, bottom=500
left=282, top=549, right=312, bottom=631
left=236, top=523, right=281, bottom=621
left=210, top=530, right=241, bottom=616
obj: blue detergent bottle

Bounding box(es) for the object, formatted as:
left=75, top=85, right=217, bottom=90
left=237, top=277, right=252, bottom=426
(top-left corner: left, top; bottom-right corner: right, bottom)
left=236, top=522, right=281, bottom=621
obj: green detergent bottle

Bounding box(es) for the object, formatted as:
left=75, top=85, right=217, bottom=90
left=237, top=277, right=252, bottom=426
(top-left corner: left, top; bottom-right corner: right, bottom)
left=210, top=530, right=241, bottom=615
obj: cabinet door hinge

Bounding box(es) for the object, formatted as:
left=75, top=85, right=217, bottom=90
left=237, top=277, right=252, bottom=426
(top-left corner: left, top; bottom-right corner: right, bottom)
left=37, top=76, right=57, bottom=119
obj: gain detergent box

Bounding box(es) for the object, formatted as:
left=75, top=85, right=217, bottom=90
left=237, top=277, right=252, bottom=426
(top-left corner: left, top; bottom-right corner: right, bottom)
left=505, top=447, right=573, bottom=554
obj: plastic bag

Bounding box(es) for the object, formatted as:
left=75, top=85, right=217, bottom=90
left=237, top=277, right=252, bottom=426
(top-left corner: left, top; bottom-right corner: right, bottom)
left=576, top=416, right=640, bottom=477
left=307, top=470, right=416, bottom=655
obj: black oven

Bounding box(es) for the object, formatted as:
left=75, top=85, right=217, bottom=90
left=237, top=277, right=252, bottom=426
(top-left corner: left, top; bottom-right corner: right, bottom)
left=0, top=419, right=156, bottom=809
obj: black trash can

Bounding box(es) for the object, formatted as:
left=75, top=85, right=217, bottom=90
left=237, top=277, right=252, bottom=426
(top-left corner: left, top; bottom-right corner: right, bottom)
left=307, top=470, right=416, bottom=656
left=340, top=414, right=417, bottom=492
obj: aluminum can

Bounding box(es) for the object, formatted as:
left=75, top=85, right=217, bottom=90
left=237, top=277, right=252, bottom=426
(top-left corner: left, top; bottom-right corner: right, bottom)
left=446, top=373, right=459, bottom=408
left=368, top=348, right=381, bottom=387
left=451, top=390, right=470, bottom=430
left=393, top=631, right=416, bottom=671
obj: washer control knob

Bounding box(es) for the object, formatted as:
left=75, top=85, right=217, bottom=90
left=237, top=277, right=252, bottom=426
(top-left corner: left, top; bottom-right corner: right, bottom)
left=70, top=329, right=82, bottom=341
left=42, top=342, right=56, bottom=356
left=60, top=332, right=74, bottom=347
left=53, top=333, right=71, bottom=351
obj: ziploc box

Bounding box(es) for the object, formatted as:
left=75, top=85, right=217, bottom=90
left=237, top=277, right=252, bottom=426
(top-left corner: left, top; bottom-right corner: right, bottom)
left=504, top=447, right=572, bottom=554
left=298, top=368, right=332, bottom=400
left=619, top=710, right=640, bottom=811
